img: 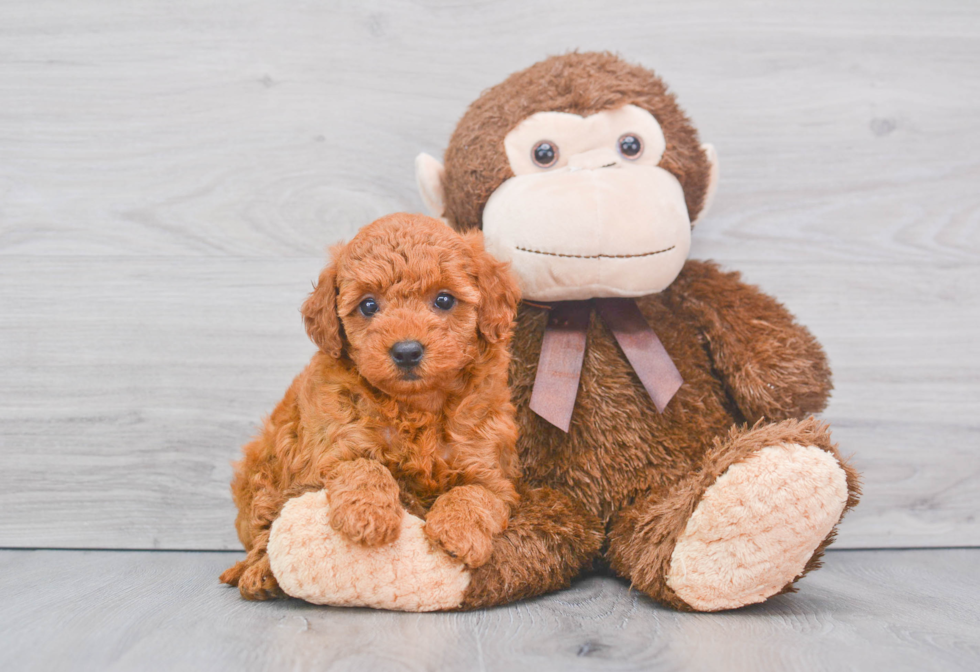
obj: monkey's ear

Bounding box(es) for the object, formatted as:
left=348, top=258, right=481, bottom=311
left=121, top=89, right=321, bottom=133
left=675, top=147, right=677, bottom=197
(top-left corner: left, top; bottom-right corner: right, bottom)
left=465, top=231, right=521, bottom=344
left=300, top=262, right=344, bottom=358
left=693, top=143, right=720, bottom=225
left=415, top=152, right=447, bottom=218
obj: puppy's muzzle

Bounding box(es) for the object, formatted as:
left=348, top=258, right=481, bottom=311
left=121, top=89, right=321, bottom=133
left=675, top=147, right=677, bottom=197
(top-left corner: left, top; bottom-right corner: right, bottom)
left=390, top=340, right=425, bottom=371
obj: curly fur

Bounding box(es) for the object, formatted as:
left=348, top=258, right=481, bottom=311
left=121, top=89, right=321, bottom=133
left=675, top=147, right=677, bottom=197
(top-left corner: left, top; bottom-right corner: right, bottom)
left=220, top=213, right=522, bottom=600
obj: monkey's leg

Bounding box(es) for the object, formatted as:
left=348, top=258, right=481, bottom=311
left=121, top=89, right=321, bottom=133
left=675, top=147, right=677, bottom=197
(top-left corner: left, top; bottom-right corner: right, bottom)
left=607, top=417, right=860, bottom=612
left=267, top=485, right=603, bottom=611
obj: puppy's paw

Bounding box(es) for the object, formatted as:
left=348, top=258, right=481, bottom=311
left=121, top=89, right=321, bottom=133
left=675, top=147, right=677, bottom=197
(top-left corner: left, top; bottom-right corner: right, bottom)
left=329, top=493, right=404, bottom=547
left=424, top=486, right=509, bottom=568
left=424, top=510, right=495, bottom=568
left=269, top=490, right=472, bottom=611
left=219, top=559, right=247, bottom=587
left=237, top=556, right=282, bottom=601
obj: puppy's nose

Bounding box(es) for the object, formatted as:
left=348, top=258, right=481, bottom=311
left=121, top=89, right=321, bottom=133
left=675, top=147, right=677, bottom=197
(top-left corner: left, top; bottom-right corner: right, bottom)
left=390, top=340, right=425, bottom=369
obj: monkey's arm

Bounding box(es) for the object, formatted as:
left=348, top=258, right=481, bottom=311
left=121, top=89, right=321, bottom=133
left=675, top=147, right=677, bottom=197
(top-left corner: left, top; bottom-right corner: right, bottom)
left=668, top=259, right=833, bottom=423
left=458, top=484, right=604, bottom=609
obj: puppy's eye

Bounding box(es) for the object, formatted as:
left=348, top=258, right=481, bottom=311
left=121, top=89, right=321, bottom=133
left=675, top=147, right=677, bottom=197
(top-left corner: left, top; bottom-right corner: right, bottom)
left=618, top=134, right=643, bottom=159
left=531, top=140, right=559, bottom=168
left=434, top=293, right=456, bottom=311
left=358, top=297, right=379, bottom=317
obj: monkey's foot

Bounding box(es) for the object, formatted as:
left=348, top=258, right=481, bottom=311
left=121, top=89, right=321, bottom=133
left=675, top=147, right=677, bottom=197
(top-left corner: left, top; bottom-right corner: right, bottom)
left=267, top=490, right=470, bottom=612
left=665, top=443, right=848, bottom=611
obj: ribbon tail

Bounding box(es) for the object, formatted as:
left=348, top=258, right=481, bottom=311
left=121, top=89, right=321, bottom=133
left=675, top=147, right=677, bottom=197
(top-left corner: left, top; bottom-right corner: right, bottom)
left=596, top=297, right=683, bottom=413
left=528, top=301, right=592, bottom=432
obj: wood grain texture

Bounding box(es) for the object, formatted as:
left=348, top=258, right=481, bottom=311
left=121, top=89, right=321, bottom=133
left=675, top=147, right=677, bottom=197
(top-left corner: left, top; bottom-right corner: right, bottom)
left=0, top=0, right=978, bottom=549
left=1, top=258, right=976, bottom=549
left=0, top=549, right=978, bottom=671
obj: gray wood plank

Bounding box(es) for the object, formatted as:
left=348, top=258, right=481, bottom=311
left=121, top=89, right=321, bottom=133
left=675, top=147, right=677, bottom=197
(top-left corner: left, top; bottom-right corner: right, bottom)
left=0, top=0, right=976, bottom=263
left=0, top=548, right=977, bottom=671
left=0, top=0, right=978, bottom=550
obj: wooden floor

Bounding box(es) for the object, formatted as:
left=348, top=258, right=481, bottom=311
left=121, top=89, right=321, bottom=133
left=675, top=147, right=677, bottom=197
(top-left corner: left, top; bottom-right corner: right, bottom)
left=1, top=548, right=977, bottom=671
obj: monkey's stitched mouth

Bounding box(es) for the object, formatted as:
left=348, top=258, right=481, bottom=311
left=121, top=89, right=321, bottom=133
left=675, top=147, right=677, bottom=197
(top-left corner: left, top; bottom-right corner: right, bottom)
left=514, top=245, right=675, bottom=260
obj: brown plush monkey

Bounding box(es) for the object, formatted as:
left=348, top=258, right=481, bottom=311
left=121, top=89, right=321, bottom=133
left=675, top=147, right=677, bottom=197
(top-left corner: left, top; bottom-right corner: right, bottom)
left=266, top=52, right=860, bottom=612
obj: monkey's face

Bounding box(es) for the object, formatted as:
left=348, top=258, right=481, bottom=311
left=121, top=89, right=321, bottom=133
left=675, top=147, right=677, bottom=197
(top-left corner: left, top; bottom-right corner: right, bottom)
left=480, top=105, right=692, bottom=302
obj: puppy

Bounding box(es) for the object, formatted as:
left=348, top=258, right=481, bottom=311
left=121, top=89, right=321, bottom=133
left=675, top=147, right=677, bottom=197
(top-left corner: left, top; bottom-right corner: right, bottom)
left=220, top=212, right=522, bottom=600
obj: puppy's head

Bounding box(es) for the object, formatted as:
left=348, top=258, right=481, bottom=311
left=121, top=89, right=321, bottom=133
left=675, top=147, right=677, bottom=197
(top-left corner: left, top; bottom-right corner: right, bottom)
left=302, top=213, right=520, bottom=396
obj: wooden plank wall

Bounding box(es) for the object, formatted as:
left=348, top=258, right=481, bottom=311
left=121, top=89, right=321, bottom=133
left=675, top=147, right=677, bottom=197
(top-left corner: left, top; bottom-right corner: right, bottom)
left=1, top=0, right=977, bottom=550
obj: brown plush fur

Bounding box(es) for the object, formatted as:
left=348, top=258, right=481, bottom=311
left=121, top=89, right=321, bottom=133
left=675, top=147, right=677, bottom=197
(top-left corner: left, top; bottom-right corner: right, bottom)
left=443, top=51, right=711, bottom=231
left=432, top=53, right=860, bottom=610
left=460, top=260, right=860, bottom=609
left=606, top=417, right=861, bottom=611
left=220, top=213, right=522, bottom=600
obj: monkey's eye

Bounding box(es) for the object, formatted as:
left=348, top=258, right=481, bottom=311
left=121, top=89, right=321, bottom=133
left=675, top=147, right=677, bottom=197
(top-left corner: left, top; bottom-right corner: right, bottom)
left=434, top=293, right=456, bottom=311
left=358, top=297, right=379, bottom=317
left=618, top=134, right=643, bottom=159
left=531, top=141, right=559, bottom=168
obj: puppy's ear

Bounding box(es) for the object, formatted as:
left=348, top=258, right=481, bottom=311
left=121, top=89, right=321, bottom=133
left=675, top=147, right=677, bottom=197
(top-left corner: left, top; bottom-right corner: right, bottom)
left=301, top=261, right=344, bottom=358
left=465, top=231, right=521, bottom=343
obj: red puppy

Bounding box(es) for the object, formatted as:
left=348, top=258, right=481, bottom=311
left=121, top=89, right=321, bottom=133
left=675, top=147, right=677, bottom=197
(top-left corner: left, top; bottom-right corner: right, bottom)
left=220, top=213, right=522, bottom=600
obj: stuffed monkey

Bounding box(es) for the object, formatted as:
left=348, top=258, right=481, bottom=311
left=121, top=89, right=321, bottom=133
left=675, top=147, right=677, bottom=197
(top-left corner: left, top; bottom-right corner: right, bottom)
left=256, top=52, right=860, bottom=612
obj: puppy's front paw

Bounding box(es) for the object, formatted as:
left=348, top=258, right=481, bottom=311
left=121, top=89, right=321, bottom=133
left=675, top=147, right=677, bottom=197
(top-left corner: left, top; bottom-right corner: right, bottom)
left=329, top=492, right=403, bottom=547
left=269, top=490, right=472, bottom=611
left=424, top=485, right=509, bottom=568
left=424, top=510, right=495, bottom=568
left=237, top=556, right=282, bottom=601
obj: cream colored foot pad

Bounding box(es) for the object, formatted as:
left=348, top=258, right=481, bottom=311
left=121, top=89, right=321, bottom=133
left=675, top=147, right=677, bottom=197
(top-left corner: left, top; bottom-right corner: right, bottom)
left=268, top=490, right=470, bottom=612
left=667, top=444, right=848, bottom=611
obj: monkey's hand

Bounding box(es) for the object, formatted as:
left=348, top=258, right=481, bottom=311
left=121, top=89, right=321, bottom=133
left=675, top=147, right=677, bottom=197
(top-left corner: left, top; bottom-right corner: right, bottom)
left=424, top=485, right=509, bottom=568
left=668, top=260, right=833, bottom=423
